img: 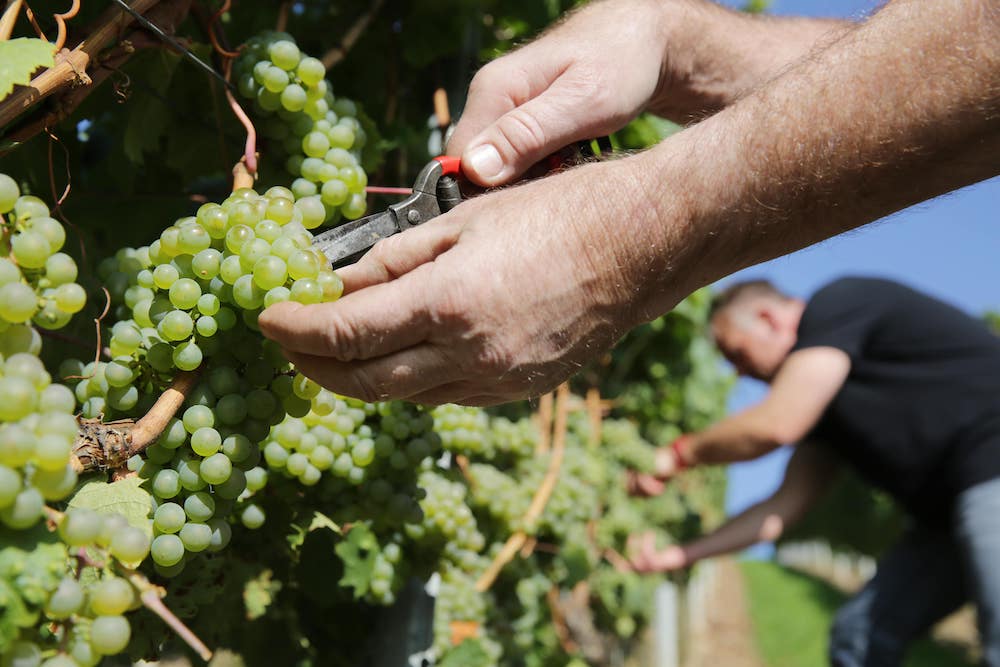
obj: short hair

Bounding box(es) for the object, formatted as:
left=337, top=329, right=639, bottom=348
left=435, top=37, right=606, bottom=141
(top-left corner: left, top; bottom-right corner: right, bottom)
left=708, top=280, right=790, bottom=321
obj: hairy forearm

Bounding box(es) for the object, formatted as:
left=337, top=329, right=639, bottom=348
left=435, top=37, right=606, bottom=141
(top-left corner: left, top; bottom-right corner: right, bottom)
left=653, top=0, right=854, bottom=122
left=618, top=0, right=1000, bottom=313
left=686, top=408, right=781, bottom=466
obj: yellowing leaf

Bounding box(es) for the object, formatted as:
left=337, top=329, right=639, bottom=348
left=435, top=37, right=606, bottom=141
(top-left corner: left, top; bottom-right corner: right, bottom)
left=0, top=38, right=55, bottom=100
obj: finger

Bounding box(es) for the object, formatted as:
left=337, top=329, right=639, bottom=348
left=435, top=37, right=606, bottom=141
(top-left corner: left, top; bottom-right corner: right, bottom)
left=258, top=270, right=433, bottom=362
left=406, top=380, right=514, bottom=407
left=336, top=216, right=462, bottom=294
left=459, top=72, right=616, bottom=187
left=282, top=345, right=460, bottom=403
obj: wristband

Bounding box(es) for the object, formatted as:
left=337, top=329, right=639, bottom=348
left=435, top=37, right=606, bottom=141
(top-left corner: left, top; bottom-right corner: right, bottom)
left=671, top=434, right=694, bottom=471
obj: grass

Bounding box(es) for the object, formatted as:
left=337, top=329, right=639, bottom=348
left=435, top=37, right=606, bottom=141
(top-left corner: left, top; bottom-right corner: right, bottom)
left=740, top=560, right=974, bottom=667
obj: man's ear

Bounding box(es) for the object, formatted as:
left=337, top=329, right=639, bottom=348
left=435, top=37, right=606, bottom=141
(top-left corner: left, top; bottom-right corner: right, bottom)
left=757, top=304, right=781, bottom=333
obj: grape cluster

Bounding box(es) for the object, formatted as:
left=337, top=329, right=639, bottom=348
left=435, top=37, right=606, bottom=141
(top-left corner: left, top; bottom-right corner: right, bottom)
left=407, top=471, right=485, bottom=572
left=433, top=405, right=535, bottom=461
left=234, top=33, right=369, bottom=224
left=430, top=564, right=501, bottom=662
left=0, top=173, right=87, bottom=337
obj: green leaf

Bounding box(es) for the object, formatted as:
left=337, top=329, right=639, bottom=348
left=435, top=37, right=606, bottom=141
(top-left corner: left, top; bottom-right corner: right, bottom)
left=0, top=38, right=55, bottom=100
left=67, top=475, right=152, bottom=538
left=334, top=523, right=377, bottom=599
left=438, top=639, right=491, bottom=667
left=243, top=569, right=281, bottom=621
left=122, top=51, right=181, bottom=164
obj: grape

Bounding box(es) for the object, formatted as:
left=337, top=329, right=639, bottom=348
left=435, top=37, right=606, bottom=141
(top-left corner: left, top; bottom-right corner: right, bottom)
left=241, top=503, right=265, bottom=529
left=157, top=309, right=193, bottom=341
left=179, top=521, right=213, bottom=552
left=252, top=256, right=287, bottom=290
left=281, top=84, right=307, bottom=112
left=207, top=517, right=232, bottom=552
left=297, top=57, right=325, bottom=86
left=0, top=173, right=18, bottom=212
left=302, top=131, right=330, bottom=158
left=34, top=434, right=71, bottom=471
left=178, top=223, right=211, bottom=253
left=151, top=533, right=185, bottom=566
left=200, top=452, right=232, bottom=485
left=53, top=283, right=86, bottom=313
left=262, top=65, right=289, bottom=92
left=31, top=216, right=66, bottom=251
left=197, top=293, right=220, bottom=316
left=233, top=274, right=265, bottom=309
left=45, top=253, right=78, bottom=285
left=176, top=458, right=206, bottom=491
left=172, top=340, right=203, bottom=371
left=3, top=641, right=41, bottom=667
left=33, top=464, right=78, bottom=501
left=184, top=491, right=215, bottom=521
left=11, top=230, right=51, bottom=268
left=183, top=404, right=214, bottom=432
left=217, top=394, right=248, bottom=425
left=269, top=40, right=301, bottom=70
left=40, top=656, right=78, bottom=667
left=190, top=427, right=221, bottom=456
left=46, top=577, right=85, bottom=618
left=152, top=468, right=181, bottom=498
left=90, top=615, right=131, bottom=655
left=0, top=282, right=38, bottom=323
left=154, top=502, right=186, bottom=534
left=90, top=577, right=135, bottom=616
left=0, top=464, right=21, bottom=509
left=0, top=487, right=43, bottom=528
left=169, top=278, right=201, bottom=309
left=152, top=263, right=179, bottom=289
left=110, top=526, right=150, bottom=563
left=104, top=359, right=134, bottom=387
left=158, top=418, right=187, bottom=450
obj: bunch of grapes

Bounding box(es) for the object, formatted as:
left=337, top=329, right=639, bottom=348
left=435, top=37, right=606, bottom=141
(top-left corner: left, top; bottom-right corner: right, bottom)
left=430, top=564, right=501, bottom=662
left=433, top=405, right=535, bottom=462
left=407, top=470, right=485, bottom=573
left=234, top=33, right=369, bottom=224
left=0, top=173, right=87, bottom=340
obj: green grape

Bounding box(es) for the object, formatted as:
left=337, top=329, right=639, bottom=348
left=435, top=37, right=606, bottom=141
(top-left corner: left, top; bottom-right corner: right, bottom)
left=90, top=615, right=131, bottom=655
left=110, top=525, right=150, bottom=563
left=183, top=404, right=214, bottom=432
left=0, top=376, right=36, bottom=421
left=45, top=253, right=78, bottom=285
left=40, top=656, right=78, bottom=667
left=253, top=256, right=288, bottom=290
left=0, top=464, right=21, bottom=509
left=104, top=359, right=134, bottom=387
left=0, top=487, right=43, bottom=528
left=3, top=641, right=41, bottom=667
left=317, top=271, right=344, bottom=300
left=287, top=250, right=320, bottom=280
left=214, top=467, right=246, bottom=499
left=169, top=278, right=202, bottom=309
left=157, top=309, right=193, bottom=341
left=263, top=441, right=289, bottom=467
left=269, top=40, right=301, bottom=70
left=197, top=293, right=220, bottom=316
left=178, top=223, right=211, bottom=254
left=179, top=521, right=213, bottom=552
left=207, top=517, right=232, bottom=552
left=190, top=427, right=221, bottom=456
left=200, top=452, right=232, bottom=485
left=194, top=315, right=217, bottom=337
left=216, top=394, right=248, bottom=425
left=52, top=283, right=86, bottom=313
left=152, top=468, right=181, bottom=498
left=46, top=577, right=85, bottom=618
left=150, top=534, right=184, bottom=567
left=173, top=340, right=203, bottom=371
left=296, top=56, right=325, bottom=86
left=233, top=274, right=265, bottom=309
left=286, top=452, right=309, bottom=476
left=153, top=502, right=186, bottom=534
left=289, top=278, right=322, bottom=304
left=30, top=216, right=66, bottom=251
left=264, top=286, right=291, bottom=307
left=222, top=433, right=252, bottom=462
left=90, top=577, right=135, bottom=616
left=245, top=466, right=268, bottom=492
left=34, top=434, right=71, bottom=471
left=262, top=65, right=289, bottom=92
left=0, top=282, right=38, bottom=323
left=255, top=219, right=282, bottom=243
left=176, top=458, right=206, bottom=491
left=291, top=178, right=318, bottom=199
left=184, top=491, right=215, bottom=521
left=342, top=193, right=368, bottom=219
left=107, top=384, right=139, bottom=411
left=215, top=307, right=238, bottom=331
left=0, top=173, right=18, bottom=212
left=158, top=418, right=187, bottom=450
left=241, top=503, right=265, bottom=529
left=302, top=131, right=330, bottom=158
left=14, top=194, right=49, bottom=219
left=280, top=84, right=307, bottom=112
left=153, top=263, right=180, bottom=289
left=11, top=230, right=51, bottom=268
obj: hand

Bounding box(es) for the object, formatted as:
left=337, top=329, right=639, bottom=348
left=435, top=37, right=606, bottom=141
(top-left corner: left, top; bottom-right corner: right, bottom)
left=258, top=156, right=684, bottom=406
left=627, top=532, right=689, bottom=574
left=626, top=471, right=667, bottom=498
left=448, top=0, right=673, bottom=186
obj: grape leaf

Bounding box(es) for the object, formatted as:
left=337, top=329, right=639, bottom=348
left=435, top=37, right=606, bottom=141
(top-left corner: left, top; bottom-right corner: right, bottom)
left=243, top=569, right=281, bottom=620
left=0, top=38, right=55, bottom=100
left=438, top=639, right=491, bottom=667
left=334, top=523, right=377, bottom=599
left=122, top=50, right=181, bottom=164
left=67, top=475, right=152, bottom=537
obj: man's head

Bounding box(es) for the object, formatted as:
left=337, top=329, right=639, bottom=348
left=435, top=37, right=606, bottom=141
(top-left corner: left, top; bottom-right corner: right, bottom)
left=709, top=280, right=805, bottom=381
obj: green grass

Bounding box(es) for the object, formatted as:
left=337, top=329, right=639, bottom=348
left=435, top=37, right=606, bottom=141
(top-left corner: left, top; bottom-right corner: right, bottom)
left=740, top=561, right=974, bottom=667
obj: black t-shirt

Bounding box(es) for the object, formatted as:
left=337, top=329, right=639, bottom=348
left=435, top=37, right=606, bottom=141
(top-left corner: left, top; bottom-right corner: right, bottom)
left=793, top=277, right=1000, bottom=524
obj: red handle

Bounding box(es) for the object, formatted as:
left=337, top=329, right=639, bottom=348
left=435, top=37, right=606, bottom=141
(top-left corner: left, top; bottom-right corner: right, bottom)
left=433, top=155, right=462, bottom=176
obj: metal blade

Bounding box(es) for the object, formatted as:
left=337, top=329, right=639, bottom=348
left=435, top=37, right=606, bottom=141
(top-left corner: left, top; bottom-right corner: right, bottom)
left=311, top=211, right=399, bottom=269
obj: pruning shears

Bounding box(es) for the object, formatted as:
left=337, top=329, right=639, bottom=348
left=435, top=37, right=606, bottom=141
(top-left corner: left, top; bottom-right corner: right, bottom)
left=312, top=137, right=614, bottom=270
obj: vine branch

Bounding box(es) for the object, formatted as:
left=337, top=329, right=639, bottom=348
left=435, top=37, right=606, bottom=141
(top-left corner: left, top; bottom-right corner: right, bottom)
left=320, top=0, right=384, bottom=69
left=0, top=0, right=23, bottom=41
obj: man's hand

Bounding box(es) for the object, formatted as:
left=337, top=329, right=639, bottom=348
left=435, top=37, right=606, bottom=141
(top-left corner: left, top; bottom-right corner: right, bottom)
left=449, top=0, right=848, bottom=187
left=626, top=437, right=690, bottom=496
left=258, top=158, right=676, bottom=406
left=626, top=471, right=667, bottom=498
left=627, top=532, right=689, bottom=574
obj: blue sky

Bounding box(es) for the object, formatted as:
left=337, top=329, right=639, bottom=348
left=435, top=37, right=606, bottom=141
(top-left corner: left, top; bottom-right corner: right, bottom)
left=711, top=0, right=1000, bottom=557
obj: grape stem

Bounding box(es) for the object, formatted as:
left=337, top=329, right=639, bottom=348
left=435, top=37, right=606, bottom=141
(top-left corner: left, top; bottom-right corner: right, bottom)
left=71, top=369, right=202, bottom=473
left=320, top=0, right=385, bottom=69
left=475, top=383, right=570, bottom=592
left=0, top=0, right=24, bottom=41
left=129, top=572, right=214, bottom=661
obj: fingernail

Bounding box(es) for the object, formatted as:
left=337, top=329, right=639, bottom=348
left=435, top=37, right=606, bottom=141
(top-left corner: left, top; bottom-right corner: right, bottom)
left=467, top=144, right=505, bottom=182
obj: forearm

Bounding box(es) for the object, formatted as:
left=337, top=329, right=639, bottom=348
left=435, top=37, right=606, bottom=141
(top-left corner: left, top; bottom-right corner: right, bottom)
left=684, top=411, right=782, bottom=466
left=653, top=0, right=853, bottom=122
left=680, top=496, right=797, bottom=563
left=617, top=0, right=1000, bottom=316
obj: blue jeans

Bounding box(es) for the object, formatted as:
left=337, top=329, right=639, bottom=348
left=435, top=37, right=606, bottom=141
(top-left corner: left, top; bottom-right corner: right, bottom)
left=829, top=476, right=1000, bottom=667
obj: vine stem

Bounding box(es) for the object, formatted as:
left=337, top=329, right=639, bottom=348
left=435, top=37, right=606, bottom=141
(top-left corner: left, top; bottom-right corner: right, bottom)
left=475, top=384, right=569, bottom=592
left=129, top=369, right=200, bottom=447
left=0, top=0, right=23, bottom=41
left=225, top=60, right=257, bottom=175
left=129, top=574, right=213, bottom=661
left=320, top=0, right=384, bottom=68
left=0, top=0, right=162, bottom=130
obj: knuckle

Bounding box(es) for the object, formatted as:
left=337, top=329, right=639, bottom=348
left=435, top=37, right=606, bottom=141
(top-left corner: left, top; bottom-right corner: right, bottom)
left=496, top=108, right=548, bottom=154
left=322, top=314, right=363, bottom=361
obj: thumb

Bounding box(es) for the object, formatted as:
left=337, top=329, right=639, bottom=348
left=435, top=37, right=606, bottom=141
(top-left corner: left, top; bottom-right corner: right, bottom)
left=460, top=76, right=602, bottom=187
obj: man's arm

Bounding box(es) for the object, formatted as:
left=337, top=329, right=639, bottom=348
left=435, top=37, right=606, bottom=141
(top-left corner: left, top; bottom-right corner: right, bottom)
left=630, top=442, right=840, bottom=572
left=677, top=346, right=850, bottom=468
left=259, top=1, right=999, bottom=407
